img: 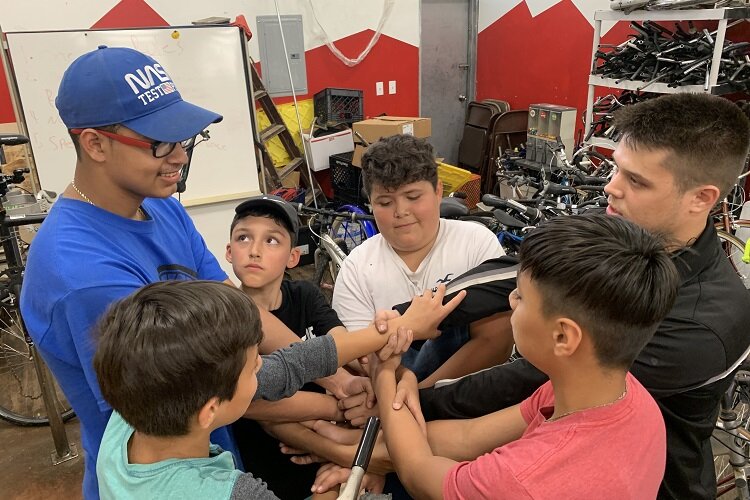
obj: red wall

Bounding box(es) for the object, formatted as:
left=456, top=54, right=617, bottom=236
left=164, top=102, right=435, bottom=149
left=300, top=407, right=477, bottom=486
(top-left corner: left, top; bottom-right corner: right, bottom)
left=476, top=0, right=750, bottom=139
left=477, top=0, right=631, bottom=139
left=268, top=29, right=419, bottom=118
left=0, top=62, right=14, bottom=124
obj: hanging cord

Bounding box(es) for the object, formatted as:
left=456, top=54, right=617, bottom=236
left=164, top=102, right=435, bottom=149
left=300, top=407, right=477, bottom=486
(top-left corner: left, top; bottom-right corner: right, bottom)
left=309, top=0, right=395, bottom=67
left=273, top=0, right=319, bottom=208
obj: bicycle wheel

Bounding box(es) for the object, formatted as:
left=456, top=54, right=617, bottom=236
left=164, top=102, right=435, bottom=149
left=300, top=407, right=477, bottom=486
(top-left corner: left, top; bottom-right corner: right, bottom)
left=713, top=369, right=750, bottom=499
left=0, top=299, right=75, bottom=426
left=329, top=205, right=376, bottom=253
left=312, top=247, right=337, bottom=304
left=717, top=229, right=750, bottom=289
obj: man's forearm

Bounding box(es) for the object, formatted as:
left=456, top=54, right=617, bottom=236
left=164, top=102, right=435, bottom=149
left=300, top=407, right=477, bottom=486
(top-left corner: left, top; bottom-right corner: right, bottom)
left=245, top=391, right=342, bottom=422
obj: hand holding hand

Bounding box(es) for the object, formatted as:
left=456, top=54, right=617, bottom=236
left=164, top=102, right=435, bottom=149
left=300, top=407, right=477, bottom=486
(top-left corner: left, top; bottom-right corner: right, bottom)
left=377, top=325, right=413, bottom=361
left=338, top=392, right=380, bottom=427
left=393, top=369, right=427, bottom=435
left=396, top=285, right=467, bottom=340
left=319, top=368, right=374, bottom=406
left=311, top=462, right=385, bottom=495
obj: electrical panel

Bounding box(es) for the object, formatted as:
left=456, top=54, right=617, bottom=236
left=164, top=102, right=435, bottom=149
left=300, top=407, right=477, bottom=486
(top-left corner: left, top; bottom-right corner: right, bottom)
left=526, top=103, right=576, bottom=166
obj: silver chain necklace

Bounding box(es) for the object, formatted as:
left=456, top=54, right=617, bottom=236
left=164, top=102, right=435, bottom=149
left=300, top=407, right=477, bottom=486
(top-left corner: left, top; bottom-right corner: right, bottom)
left=545, top=388, right=627, bottom=423
left=70, top=180, right=145, bottom=219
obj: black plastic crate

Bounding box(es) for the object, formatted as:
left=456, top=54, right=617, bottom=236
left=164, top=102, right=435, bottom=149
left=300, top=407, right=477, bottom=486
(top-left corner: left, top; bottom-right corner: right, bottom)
left=330, top=151, right=367, bottom=206
left=315, top=88, right=364, bottom=125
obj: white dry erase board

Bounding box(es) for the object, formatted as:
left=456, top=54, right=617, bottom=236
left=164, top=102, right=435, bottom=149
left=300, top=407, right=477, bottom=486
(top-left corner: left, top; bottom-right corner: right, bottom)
left=5, top=25, right=261, bottom=206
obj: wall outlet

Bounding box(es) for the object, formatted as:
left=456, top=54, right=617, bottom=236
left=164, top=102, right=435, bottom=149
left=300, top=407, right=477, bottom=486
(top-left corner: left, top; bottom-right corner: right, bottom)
left=388, top=80, right=396, bottom=94
left=376, top=81, right=384, bottom=96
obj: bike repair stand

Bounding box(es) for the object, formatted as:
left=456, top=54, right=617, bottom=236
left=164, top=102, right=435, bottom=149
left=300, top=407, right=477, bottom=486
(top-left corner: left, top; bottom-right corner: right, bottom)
left=0, top=158, right=78, bottom=465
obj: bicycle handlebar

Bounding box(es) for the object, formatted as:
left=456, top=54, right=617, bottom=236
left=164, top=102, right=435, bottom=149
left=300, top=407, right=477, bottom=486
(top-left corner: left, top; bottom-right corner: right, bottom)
left=482, top=194, right=542, bottom=223
left=0, top=133, right=29, bottom=146
left=0, top=212, right=47, bottom=227
left=294, top=203, right=376, bottom=222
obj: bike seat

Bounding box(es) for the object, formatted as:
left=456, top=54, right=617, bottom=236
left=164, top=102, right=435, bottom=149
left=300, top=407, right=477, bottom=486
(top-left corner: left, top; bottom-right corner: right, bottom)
left=440, top=197, right=469, bottom=218
left=493, top=209, right=527, bottom=229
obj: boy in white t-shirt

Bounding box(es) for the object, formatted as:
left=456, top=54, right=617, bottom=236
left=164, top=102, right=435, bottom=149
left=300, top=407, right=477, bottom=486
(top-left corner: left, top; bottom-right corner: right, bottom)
left=332, top=134, right=510, bottom=391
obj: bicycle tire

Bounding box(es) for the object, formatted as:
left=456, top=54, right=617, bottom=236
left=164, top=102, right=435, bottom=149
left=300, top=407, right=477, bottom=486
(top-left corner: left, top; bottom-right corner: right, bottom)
left=0, top=299, right=75, bottom=426
left=717, top=229, right=750, bottom=289
left=312, top=248, right=336, bottom=303
left=713, top=369, right=750, bottom=499
left=329, top=204, right=377, bottom=253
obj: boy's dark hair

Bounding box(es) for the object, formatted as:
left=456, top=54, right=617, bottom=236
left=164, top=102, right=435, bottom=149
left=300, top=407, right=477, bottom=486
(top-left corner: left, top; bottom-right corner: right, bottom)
left=93, top=280, right=263, bottom=436
left=361, top=134, right=438, bottom=195
left=614, top=94, right=750, bottom=199
left=518, top=214, right=679, bottom=370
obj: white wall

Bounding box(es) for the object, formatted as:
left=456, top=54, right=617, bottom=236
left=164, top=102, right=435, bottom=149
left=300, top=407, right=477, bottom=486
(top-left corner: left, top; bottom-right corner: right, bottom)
left=1, top=1, right=421, bottom=58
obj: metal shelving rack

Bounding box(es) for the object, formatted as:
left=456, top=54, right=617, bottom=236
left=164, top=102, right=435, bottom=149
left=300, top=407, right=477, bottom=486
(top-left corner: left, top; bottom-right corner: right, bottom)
left=584, top=7, right=750, bottom=149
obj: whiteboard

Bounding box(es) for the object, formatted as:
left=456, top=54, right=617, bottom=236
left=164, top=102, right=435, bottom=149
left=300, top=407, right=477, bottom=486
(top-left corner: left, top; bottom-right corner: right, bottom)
left=5, top=25, right=261, bottom=205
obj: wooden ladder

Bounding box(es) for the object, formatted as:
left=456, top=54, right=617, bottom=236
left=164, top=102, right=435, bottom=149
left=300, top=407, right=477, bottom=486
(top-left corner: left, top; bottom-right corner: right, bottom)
left=250, top=62, right=325, bottom=206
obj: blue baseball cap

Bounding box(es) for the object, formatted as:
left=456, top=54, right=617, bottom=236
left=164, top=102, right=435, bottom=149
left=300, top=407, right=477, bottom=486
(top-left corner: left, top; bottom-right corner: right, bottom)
left=55, top=45, right=222, bottom=142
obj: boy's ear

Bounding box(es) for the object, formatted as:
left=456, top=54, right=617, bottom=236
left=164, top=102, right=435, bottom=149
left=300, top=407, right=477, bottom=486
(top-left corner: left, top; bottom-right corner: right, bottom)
left=436, top=179, right=444, bottom=198
left=197, top=396, right=220, bottom=430
left=287, top=247, right=301, bottom=269
left=552, top=318, right=583, bottom=358
left=225, top=243, right=233, bottom=263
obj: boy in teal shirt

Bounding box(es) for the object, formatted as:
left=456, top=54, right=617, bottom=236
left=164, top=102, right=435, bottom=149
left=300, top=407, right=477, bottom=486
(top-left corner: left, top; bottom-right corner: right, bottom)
left=94, top=280, right=461, bottom=498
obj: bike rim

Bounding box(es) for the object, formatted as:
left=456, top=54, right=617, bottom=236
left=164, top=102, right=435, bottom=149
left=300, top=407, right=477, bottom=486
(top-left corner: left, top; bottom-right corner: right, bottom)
left=0, top=304, right=74, bottom=425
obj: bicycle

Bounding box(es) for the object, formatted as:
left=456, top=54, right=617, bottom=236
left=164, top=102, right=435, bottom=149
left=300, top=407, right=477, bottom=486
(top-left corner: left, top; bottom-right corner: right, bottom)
left=294, top=203, right=377, bottom=298
left=713, top=362, right=750, bottom=499
left=713, top=171, right=750, bottom=288
left=441, top=193, right=528, bottom=256
left=0, top=136, right=75, bottom=427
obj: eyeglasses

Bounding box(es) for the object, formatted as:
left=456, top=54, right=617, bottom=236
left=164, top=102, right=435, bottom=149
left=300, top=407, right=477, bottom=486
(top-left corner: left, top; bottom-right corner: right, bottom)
left=70, top=128, right=210, bottom=158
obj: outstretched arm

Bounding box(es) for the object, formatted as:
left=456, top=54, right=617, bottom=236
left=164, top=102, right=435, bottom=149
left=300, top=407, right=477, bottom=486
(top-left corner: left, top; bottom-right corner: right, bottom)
left=244, top=391, right=343, bottom=422
left=418, top=311, right=514, bottom=388
left=330, top=286, right=467, bottom=366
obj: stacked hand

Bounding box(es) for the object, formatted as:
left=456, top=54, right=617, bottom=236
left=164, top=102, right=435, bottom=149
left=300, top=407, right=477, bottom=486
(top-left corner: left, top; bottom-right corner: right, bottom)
left=312, top=462, right=385, bottom=496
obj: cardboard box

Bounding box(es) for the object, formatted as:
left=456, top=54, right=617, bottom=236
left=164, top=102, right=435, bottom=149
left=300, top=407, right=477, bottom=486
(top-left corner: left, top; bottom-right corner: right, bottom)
left=302, top=129, right=355, bottom=172
left=352, top=116, right=432, bottom=166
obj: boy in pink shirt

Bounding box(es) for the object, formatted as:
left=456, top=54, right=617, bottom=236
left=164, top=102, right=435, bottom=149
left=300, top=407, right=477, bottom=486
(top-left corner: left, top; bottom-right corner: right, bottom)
left=371, top=214, right=678, bottom=499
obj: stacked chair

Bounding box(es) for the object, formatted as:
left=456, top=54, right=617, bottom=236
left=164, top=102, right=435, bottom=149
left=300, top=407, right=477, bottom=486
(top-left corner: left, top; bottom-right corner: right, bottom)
left=457, top=99, right=528, bottom=195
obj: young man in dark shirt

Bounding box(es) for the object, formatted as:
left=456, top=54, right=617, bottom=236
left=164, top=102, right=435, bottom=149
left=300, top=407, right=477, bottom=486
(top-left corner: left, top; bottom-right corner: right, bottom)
left=278, top=93, right=750, bottom=500
left=417, top=93, right=750, bottom=499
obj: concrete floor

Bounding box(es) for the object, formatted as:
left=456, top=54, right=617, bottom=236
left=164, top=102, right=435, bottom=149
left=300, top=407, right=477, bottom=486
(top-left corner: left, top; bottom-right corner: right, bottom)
left=0, top=417, right=83, bottom=499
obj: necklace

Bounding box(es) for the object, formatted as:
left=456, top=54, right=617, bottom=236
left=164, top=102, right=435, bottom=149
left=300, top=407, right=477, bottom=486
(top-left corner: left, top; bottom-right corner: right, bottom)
left=71, top=180, right=94, bottom=205
left=546, top=387, right=628, bottom=423
left=70, top=180, right=146, bottom=220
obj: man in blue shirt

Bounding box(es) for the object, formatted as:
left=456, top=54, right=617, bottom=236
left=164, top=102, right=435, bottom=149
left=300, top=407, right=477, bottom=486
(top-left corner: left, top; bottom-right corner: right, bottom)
left=21, top=45, right=243, bottom=499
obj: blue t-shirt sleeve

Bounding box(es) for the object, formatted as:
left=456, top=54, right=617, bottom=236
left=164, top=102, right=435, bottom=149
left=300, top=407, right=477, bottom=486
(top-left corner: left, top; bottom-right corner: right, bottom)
left=57, top=284, right=141, bottom=412
left=170, top=198, right=227, bottom=281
